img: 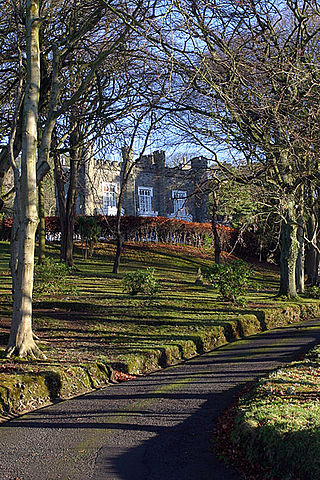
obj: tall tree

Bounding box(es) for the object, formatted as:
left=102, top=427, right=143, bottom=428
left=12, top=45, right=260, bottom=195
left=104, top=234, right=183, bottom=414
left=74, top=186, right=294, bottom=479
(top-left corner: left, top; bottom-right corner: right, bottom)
left=7, top=0, right=42, bottom=357
left=4, top=0, right=155, bottom=355
left=131, top=0, right=320, bottom=297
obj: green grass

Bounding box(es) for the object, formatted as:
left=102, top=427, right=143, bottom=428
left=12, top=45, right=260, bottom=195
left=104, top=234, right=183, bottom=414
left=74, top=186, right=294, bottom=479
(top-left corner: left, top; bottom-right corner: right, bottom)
left=1, top=239, right=320, bottom=421
left=232, top=346, right=320, bottom=480
left=0, top=239, right=318, bottom=374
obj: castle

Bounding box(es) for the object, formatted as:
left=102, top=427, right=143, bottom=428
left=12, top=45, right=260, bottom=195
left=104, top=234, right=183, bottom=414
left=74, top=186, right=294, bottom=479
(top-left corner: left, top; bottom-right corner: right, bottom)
left=78, top=150, right=210, bottom=223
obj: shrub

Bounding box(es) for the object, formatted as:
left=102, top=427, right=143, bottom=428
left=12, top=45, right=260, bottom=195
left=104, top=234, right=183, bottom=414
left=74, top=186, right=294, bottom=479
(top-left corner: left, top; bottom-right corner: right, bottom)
left=122, top=267, right=160, bottom=297
left=203, top=260, right=257, bottom=306
left=33, top=258, right=77, bottom=297
left=77, top=216, right=101, bottom=258
left=305, top=285, right=320, bottom=299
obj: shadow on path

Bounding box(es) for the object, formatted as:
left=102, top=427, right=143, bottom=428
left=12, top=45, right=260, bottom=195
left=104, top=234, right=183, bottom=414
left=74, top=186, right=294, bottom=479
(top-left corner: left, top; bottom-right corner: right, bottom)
left=95, top=319, right=320, bottom=480
left=1, top=320, right=320, bottom=480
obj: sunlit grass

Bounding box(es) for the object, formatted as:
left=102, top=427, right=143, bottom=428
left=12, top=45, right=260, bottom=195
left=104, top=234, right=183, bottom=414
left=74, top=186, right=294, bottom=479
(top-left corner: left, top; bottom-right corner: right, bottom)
left=233, top=345, right=320, bottom=479
left=0, top=240, right=312, bottom=372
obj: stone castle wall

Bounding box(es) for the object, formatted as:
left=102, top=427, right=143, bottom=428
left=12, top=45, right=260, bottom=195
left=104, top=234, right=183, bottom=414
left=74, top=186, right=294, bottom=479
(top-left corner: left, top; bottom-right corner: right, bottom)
left=79, top=150, right=210, bottom=223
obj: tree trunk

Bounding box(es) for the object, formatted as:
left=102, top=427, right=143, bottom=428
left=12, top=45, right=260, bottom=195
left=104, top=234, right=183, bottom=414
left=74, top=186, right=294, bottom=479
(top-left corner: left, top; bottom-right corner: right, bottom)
left=53, top=146, right=66, bottom=252
left=278, top=198, right=298, bottom=298
left=113, top=221, right=123, bottom=274
left=305, top=212, right=319, bottom=286
left=113, top=147, right=132, bottom=274
left=6, top=0, right=42, bottom=358
left=212, top=191, right=221, bottom=264
left=37, top=180, right=46, bottom=264
left=54, top=125, right=81, bottom=267
left=63, top=127, right=81, bottom=266
left=295, top=205, right=305, bottom=293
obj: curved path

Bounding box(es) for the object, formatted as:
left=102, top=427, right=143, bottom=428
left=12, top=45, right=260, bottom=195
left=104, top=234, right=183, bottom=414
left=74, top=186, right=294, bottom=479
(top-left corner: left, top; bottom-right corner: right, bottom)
left=1, top=318, right=320, bottom=480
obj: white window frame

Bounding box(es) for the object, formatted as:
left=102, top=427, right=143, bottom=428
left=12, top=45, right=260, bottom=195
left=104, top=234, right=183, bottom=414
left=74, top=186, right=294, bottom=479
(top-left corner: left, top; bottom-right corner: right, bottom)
left=138, top=186, right=153, bottom=214
left=172, top=190, right=187, bottom=217
left=102, top=182, right=117, bottom=210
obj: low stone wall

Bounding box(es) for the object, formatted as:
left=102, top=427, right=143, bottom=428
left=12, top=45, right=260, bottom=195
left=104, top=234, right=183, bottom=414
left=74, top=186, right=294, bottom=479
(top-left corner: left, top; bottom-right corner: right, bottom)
left=1, top=301, right=320, bottom=422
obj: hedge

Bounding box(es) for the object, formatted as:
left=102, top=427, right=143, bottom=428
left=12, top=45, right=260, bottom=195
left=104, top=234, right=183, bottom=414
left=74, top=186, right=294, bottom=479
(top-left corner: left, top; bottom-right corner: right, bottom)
left=0, top=215, right=259, bottom=256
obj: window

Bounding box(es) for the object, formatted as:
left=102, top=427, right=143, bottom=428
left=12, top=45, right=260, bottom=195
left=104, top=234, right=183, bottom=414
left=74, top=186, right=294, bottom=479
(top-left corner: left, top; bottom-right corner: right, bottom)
left=138, top=186, right=153, bottom=213
left=172, top=190, right=187, bottom=217
left=102, top=182, right=117, bottom=210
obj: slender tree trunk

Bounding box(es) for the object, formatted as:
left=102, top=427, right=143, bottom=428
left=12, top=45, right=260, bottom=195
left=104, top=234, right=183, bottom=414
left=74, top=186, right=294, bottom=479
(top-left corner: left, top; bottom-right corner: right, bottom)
left=278, top=197, right=298, bottom=298
left=53, top=146, right=67, bottom=256
left=113, top=147, right=132, bottom=274
left=0, top=115, right=23, bottom=213
left=37, top=180, right=46, bottom=264
left=305, top=213, right=319, bottom=286
left=212, top=190, right=221, bottom=264
left=60, top=189, right=76, bottom=267
left=296, top=202, right=305, bottom=293
left=63, top=128, right=80, bottom=266
left=10, top=183, right=21, bottom=332
left=113, top=210, right=123, bottom=274
left=6, top=0, right=42, bottom=357
left=54, top=125, right=81, bottom=267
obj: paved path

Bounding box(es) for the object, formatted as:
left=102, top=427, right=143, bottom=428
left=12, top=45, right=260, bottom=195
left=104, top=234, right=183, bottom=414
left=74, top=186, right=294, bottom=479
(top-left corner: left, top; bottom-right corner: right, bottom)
left=1, top=318, right=320, bottom=480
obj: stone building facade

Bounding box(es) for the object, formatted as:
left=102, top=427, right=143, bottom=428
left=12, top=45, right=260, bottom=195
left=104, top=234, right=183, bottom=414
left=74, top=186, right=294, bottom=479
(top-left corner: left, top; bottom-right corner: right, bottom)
left=78, top=150, right=210, bottom=223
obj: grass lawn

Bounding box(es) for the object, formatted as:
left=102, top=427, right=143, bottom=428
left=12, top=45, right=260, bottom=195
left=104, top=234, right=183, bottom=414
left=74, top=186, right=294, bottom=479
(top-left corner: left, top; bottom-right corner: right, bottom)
left=0, top=240, right=285, bottom=372
left=231, top=344, right=320, bottom=480
left=2, top=240, right=320, bottom=473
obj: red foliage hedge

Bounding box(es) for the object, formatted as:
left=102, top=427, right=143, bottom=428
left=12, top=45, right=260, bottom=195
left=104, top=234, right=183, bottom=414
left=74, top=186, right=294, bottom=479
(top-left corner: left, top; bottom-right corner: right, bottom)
left=0, top=215, right=259, bottom=256
left=0, top=217, right=13, bottom=241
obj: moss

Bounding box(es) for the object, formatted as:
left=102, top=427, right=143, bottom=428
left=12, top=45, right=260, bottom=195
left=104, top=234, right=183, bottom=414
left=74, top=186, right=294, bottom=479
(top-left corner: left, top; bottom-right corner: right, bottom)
left=0, top=373, right=50, bottom=416
left=261, top=304, right=300, bottom=329
left=238, top=314, right=262, bottom=336
left=232, top=345, right=320, bottom=480
left=178, top=339, right=197, bottom=359
left=0, top=363, right=112, bottom=419
left=1, top=241, right=320, bottom=420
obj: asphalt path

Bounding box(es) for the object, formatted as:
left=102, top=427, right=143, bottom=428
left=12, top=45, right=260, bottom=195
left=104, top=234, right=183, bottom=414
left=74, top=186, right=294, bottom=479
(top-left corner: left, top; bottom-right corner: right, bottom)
left=1, top=318, right=320, bottom=480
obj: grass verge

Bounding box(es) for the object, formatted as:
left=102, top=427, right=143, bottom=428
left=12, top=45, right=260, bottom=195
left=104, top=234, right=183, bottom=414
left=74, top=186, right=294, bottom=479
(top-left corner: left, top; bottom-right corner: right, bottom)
left=230, top=345, right=320, bottom=480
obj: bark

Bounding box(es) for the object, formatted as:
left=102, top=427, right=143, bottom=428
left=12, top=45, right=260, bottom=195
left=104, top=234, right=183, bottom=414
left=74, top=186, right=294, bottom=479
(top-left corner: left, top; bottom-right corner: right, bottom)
left=64, top=128, right=81, bottom=266
left=211, top=190, right=221, bottom=264
left=37, top=45, right=60, bottom=184
left=53, top=144, right=66, bottom=250
left=37, top=180, right=46, bottom=264
left=0, top=135, right=22, bottom=212
left=278, top=198, right=298, bottom=298
left=305, top=212, right=319, bottom=286
left=295, top=200, right=305, bottom=293
left=6, top=0, right=43, bottom=358
left=113, top=210, right=123, bottom=274
left=55, top=124, right=82, bottom=266
left=112, top=147, right=132, bottom=274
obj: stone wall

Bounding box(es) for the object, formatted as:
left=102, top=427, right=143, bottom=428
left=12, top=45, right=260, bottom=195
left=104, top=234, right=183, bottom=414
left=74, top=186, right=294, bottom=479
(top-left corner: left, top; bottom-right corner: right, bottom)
left=80, top=150, right=210, bottom=223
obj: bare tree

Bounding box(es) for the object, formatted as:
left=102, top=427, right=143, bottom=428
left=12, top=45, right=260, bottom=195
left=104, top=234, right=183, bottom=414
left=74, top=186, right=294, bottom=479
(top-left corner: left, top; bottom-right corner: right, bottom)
left=6, top=0, right=42, bottom=357
left=4, top=0, right=155, bottom=356
left=112, top=110, right=162, bottom=274
left=126, top=0, right=320, bottom=297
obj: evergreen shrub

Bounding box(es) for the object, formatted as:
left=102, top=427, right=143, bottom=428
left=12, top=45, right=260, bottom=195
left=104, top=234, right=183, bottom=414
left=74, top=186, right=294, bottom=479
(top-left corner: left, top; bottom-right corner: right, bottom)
left=204, top=260, right=258, bottom=306
left=34, top=258, right=77, bottom=297
left=122, top=267, right=160, bottom=297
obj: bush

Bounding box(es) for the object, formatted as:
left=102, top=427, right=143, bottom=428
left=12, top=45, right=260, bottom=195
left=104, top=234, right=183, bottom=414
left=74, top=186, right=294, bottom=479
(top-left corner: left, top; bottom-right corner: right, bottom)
left=204, top=260, right=257, bottom=306
left=122, top=267, right=160, bottom=297
left=77, top=216, right=101, bottom=258
left=305, top=285, right=320, bottom=299
left=33, top=258, right=77, bottom=297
